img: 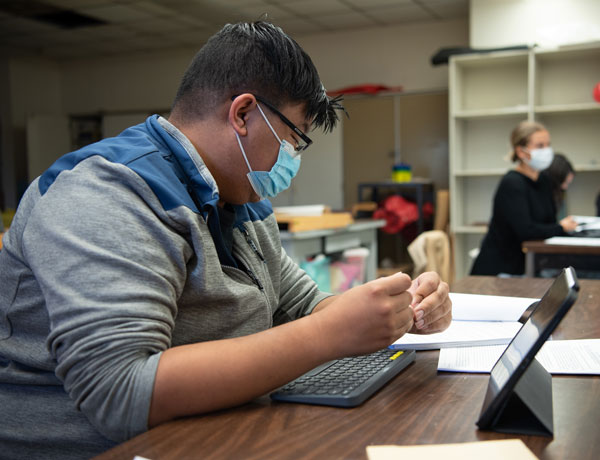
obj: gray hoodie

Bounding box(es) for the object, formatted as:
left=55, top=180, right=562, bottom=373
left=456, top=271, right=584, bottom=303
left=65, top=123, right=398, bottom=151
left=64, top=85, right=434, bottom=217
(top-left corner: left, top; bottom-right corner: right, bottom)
left=0, top=116, right=328, bottom=459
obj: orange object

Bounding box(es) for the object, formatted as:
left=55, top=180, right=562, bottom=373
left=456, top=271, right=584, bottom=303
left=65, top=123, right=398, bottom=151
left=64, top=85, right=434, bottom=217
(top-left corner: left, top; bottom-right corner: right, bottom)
left=275, top=212, right=353, bottom=232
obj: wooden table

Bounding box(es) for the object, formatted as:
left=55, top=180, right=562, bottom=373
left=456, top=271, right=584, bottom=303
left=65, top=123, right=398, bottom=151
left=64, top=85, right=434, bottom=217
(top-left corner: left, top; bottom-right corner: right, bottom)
left=93, top=277, right=600, bottom=460
left=522, top=239, right=600, bottom=277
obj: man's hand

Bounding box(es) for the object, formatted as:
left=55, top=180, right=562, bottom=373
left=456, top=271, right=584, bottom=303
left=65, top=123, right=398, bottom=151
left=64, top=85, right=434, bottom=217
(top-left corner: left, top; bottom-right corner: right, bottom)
left=312, top=272, right=414, bottom=357
left=407, top=271, right=452, bottom=334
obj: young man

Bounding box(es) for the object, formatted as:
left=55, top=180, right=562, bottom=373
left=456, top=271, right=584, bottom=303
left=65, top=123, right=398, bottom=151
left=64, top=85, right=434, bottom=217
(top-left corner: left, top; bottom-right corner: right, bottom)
left=0, top=21, right=451, bottom=458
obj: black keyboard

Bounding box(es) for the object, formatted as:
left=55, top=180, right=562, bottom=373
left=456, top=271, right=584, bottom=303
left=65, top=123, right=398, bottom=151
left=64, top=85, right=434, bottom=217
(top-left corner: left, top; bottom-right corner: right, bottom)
left=270, top=348, right=416, bottom=407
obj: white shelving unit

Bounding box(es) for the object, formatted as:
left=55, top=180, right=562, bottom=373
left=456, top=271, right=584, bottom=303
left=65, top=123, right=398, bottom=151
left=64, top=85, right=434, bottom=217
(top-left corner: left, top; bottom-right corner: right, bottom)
left=449, top=44, right=600, bottom=280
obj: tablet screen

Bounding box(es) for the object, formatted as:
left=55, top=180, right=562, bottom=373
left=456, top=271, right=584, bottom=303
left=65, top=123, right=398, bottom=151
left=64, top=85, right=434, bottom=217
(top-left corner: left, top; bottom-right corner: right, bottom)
left=478, top=267, right=579, bottom=428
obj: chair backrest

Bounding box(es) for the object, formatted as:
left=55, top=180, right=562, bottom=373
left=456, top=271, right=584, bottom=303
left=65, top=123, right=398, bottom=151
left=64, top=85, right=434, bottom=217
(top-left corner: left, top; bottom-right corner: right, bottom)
left=408, top=229, right=453, bottom=284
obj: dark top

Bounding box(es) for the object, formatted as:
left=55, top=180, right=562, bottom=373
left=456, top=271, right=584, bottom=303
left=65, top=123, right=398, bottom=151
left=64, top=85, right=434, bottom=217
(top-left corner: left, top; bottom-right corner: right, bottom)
left=471, top=170, right=565, bottom=276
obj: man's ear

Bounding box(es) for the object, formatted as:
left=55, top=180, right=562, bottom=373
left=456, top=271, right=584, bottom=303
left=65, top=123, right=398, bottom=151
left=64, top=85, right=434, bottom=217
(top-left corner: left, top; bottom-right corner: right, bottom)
left=229, top=94, right=257, bottom=137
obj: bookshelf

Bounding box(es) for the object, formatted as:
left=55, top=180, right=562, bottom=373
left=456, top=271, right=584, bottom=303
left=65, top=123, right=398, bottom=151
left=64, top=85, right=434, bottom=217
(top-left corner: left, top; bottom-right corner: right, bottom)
left=449, top=44, right=600, bottom=279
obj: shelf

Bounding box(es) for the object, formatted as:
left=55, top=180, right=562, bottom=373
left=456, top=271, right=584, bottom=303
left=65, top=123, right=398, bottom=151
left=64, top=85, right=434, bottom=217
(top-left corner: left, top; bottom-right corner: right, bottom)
left=453, top=169, right=508, bottom=177
left=534, top=43, right=600, bottom=60
left=535, top=103, right=600, bottom=115
left=574, top=164, right=600, bottom=173
left=453, top=225, right=488, bottom=234
left=450, top=42, right=600, bottom=280
left=451, top=52, right=528, bottom=114
left=452, top=49, right=529, bottom=65
left=534, top=45, right=600, bottom=107
left=454, top=106, right=529, bottom=119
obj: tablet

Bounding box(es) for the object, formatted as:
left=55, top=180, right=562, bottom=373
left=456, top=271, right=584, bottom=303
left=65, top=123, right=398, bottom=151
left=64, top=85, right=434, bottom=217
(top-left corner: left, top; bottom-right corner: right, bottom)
left=476, top=266, right=579, bottom=435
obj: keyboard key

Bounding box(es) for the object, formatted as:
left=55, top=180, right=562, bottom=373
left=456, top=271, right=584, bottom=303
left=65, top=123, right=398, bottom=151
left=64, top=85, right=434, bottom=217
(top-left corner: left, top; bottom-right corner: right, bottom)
left=270, top=349, right=416, bottom=408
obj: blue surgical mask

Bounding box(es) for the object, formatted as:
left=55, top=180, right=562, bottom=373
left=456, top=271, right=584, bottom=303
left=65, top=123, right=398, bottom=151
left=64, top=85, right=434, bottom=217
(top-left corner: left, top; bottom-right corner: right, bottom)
left=235, top=103, right=301, bottom=199
left=525, top=146, right=554, bottom=171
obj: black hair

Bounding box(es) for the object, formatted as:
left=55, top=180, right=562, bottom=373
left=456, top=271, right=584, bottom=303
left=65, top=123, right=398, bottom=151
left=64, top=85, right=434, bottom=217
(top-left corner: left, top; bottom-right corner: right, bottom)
left=171, top=21, right=345, bottom=133
left=541, top=152, right=574, bottom=208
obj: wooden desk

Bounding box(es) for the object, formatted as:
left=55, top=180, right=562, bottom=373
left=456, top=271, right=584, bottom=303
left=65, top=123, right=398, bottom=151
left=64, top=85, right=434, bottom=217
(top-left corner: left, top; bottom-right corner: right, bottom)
left=94, top=277, right=600, bottom=460
left=522, top=239, right=600, bottom=277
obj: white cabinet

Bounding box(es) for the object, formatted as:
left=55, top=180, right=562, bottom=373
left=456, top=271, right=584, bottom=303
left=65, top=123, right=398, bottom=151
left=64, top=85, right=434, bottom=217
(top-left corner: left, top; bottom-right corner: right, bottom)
left=449, top=44, right=600, bottom=279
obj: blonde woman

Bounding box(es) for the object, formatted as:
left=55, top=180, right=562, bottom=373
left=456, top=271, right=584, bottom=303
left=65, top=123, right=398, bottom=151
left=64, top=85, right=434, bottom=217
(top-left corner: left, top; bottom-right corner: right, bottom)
left=471, top=121, right=577, bottom=276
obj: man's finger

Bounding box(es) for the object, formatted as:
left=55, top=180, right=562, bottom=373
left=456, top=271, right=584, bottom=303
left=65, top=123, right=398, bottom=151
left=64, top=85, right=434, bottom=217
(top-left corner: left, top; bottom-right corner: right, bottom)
left=412, top=283, right=451, bottom=331
left=373, top=271, right=412, bottom=297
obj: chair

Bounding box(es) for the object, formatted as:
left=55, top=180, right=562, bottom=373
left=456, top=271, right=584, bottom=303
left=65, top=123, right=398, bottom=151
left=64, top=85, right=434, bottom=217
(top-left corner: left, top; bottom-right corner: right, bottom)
left=407, top=229, right=453, bottom=283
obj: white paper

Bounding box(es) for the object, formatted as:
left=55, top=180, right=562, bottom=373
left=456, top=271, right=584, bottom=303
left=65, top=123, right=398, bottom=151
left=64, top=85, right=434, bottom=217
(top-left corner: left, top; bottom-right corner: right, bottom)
left=367, top=439, right=539, bottom=460
left=437, top=339, right=600, bottom=375
left=536, top=339, right=600, bottom=374
left=273, top=205, right=326, bottom=216
left=573, top=215, right=600, bottom=224
left=390, top=321, right=522, bottom=350
left=544, top=236, right=600, bottom=246
left=449, top=292, right=538, bottom=322
left=573, top=215, right=600, bottom=232
left=437, top=344, right=506, bottom=373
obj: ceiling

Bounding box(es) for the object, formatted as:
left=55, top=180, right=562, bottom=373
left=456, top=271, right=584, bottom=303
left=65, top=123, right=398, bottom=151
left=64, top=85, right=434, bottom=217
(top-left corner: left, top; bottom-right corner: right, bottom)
left=0, top=0, right=468, bottom=60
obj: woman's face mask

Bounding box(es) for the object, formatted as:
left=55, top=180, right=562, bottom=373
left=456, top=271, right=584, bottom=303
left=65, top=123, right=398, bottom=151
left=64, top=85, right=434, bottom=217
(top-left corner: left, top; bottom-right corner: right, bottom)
left=524, top=146, right=554, bottom=171
left=234, top=103, right=301, bottom=199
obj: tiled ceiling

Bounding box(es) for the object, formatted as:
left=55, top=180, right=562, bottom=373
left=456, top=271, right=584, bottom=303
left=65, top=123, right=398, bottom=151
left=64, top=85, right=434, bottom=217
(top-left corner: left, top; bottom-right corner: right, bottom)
left=0, top=0, right=468, bottom=60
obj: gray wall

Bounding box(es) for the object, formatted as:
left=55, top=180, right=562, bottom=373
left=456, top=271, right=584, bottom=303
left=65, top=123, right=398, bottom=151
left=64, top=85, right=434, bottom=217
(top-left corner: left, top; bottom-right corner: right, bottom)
left=1, top=17, right=468, bottom=210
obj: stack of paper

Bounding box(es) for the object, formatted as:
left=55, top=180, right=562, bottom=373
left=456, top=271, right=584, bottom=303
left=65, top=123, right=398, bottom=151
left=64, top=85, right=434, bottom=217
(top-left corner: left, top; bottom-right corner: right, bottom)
left=390, top=321, right=523, bottom=350
left=448, top=293, right=537, bottom=321
left=389, top=293, right=536, bottom=350
left=573, top=215, right=600, bottom=232
left=273, top=205, right=328, bottom=216
left=438, top=339, right=600, bottom=375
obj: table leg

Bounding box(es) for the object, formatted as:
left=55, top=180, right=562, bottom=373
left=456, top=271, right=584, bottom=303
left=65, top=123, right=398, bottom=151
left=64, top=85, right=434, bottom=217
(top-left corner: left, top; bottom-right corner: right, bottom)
left=525, top=251, right=535, bottom=277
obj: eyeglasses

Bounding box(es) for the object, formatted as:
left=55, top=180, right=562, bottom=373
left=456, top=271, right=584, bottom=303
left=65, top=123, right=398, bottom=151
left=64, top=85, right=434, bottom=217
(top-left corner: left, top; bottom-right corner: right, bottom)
left=253, top=95, right=313, bottom=152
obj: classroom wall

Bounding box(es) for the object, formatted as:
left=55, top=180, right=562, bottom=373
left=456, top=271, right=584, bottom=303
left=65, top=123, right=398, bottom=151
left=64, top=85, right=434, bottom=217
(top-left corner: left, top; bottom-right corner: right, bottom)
left=60, top=50, right=189, bottom=115
left=2, top=57, right=63, bottom=207
left=275, top=17, right=467, bottom=209
left=56, top=18, right=467, bottom=116
left=0, top=59, right=13, bottom=209
left=298, top=18, right=467, bottom=93
left=470, top=0, right=600, bottom=48
left=1, top=17, right=468, bottom=210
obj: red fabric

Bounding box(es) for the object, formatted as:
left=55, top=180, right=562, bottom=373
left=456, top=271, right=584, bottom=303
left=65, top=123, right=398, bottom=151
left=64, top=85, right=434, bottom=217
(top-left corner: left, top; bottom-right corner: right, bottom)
left=373, top=195, right=433, bottom=234
left=594, top=82, right=600, bottom=103
left=328, top=84, right=403, bottom=96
